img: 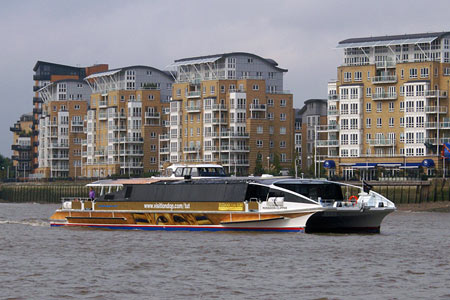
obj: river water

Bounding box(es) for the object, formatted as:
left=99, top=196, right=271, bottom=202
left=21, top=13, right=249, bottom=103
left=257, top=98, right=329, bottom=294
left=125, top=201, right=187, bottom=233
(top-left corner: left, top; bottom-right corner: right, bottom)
left=0, top=202, right=449, bottom=300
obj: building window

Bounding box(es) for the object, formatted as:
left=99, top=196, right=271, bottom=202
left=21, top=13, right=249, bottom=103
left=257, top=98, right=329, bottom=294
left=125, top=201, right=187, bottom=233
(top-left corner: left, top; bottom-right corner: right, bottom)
left=344, top=72, right=352, bottom=82
left=389, top=117, right=394, bottom=127
left=220, top=85, right=225, bottom=93
left=389, top=102, right=394, bottom=112
left=377, top=118, right=382, bottom=128
left=280, top=99, right=286, bottom=107
left=366, top=102, right=371, bottom=112
left=420, top=68, right=429, bottom=78
left=280, top=141, right=286, bottom=148
left=280, top=127, right=286, bottom=134
left=280, top=113, right=286, bottom=121
left=377, top=102, right=382, bottom=112
left=252, top=84, right=259, bottom=91
left=268, top=112, right=274, bottom=120
left=256, top=140, right=263, bottom=148
left=355, top=71, right=362, bottom=81
left=409, top=68, right=418, bottom=78
left=257, top=126, right=263, bottom=134
left=268, top=99, right=274, bottom=107
left=366, top=118, right=371, bottom=128
left=366, top=87, right=372, bottom=97
left=210, top=86, right=215, bottom=95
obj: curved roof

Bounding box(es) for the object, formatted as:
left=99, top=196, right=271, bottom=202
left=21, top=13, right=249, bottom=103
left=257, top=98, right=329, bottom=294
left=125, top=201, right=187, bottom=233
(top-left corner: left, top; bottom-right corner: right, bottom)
left=85, top=65, right=173, bottom=80
left=171, top=52, right=288, bottom=72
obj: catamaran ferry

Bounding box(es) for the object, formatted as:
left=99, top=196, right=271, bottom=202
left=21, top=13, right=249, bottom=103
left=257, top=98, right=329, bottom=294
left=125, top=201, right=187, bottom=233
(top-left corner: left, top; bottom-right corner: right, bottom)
left=50, top=177, right=395, bottom=233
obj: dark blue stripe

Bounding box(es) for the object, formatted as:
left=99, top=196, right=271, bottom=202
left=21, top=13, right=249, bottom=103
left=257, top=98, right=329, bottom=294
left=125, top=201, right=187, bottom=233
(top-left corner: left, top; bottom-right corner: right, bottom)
left=50, top=223, right=303, bottom=233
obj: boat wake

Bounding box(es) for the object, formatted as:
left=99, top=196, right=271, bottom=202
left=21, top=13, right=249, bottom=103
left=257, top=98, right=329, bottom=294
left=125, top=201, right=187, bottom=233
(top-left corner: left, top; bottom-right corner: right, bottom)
left=0, top=219, right=50, bottom=227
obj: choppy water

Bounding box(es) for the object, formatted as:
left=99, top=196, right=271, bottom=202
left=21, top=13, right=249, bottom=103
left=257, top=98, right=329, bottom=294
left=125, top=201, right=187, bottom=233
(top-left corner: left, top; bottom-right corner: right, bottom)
left=0, top=202, right=449, bottom=300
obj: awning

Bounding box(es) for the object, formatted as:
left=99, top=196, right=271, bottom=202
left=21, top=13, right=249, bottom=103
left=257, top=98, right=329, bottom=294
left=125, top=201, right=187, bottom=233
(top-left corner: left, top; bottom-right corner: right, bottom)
left=323, top=160, right=336, bottom=169
left=400, top=162, right=422, bottom=169
left=422, top=159, right=435, bottom=168
left=167, top=55, right=223, bottom=68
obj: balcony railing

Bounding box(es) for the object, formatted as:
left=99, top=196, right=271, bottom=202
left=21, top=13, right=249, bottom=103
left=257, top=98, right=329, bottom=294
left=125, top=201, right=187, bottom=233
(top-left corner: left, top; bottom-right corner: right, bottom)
left=212, top=104, right=227, bottom=110
left=328, top=110, right=339, bottom=115
left=425, top=106, right=448, bottom=114
left=221, top=159, right=249, bottom=166
left=375, top=61, right=396, bottom=68
left=145, top=112, right=160, bottom=118
left=372, top=92, right=397, bottom=100
left=316, top=140, right=339, bottom=147
left=367, top=139, right=395, bottom=146
left=186, top=106, right=201, bottom=112
left=183, top=147, right=200, bottom=153
left=120, top=162, right=143, bottom=168
left=425, top=90, right=448, bottom=98
left=249, top=104, right=266, bottom=111
left=328, top=94, right=338, bottom=100
left=372, top=75, right=397, bottom=84
left=316, top=125, right=339, bottom=132
left=159, top=134, right=169, bottom=140
left=187, top=91, right=201, bottom=98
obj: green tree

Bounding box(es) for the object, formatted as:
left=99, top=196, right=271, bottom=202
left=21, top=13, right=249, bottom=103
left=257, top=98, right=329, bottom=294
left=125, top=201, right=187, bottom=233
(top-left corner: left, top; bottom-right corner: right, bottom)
left=270, top=152, right=281, bottom=176
left=254, top=153, right=265, bottom=176
left=0, top=154, right=13, bottom=180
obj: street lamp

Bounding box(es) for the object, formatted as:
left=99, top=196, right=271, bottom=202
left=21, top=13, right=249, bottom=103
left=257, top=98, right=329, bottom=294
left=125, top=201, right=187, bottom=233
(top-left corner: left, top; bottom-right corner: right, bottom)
left=267, top=156, right=270, bottom=172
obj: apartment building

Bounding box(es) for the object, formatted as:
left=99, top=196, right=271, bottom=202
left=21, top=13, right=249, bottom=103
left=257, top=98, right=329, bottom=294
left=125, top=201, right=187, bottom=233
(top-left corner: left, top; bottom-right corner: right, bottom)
left=36, top=80, right=91, bottom=178
left=294, top=99, right=327, bottom=175
left=320, top=31, right=450, bottom=179
left=82, top=66, right=174, bottom=178
left=32, top=61, right=108, bottom=173
left=10, top=114, right=33, bottom=178
left=166, top=52, right=294, bottom=175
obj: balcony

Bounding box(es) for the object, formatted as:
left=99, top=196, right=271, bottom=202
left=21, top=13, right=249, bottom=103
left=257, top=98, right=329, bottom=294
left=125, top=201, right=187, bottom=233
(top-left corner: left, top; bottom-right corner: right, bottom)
left=10, top=125, right=21, bottom=132
left=160, top=147, right=169, bottom=154
left=33, top=108, right=42, bottom=114
left=33, top=97, right=43, bottom=104
left=33, top=86, right=41, bottom=92
left=71, top=121, right=84, bottom=127
left=249, top=104, right=266, bottom=111
left=186, top=106, right=201, bottom=113
left=220, top=145, right=250, bottom=152
left=426, top=122, right=437, bottom=129
left=426, top=137, right=450, bottom=144
left=119, top=150, right=144, bottom=156
left=187, top=91, right=201, bottom=98
left=221, top=159, right=249, bottom=166
left=212, top=104, right=227, bottom=111
left=367, top=139, right=395, bottom=146
left=425, top=106, right=447, bottom=114
left=375, top=61, right=396, bottom=68
left=108, top=112, right=127, bottom=119
left=110, top=125, right=127, bottom=131
left=49, top=155, right=69, bottom=160
left=316, top=124, right=339, bottom=132
left=49, top=143, right=69, bottom=149
left=120, top=162, right=143, bottom=168
left=119, top=137, right=144, bottom=143
left=372, top=92, right=397, bottom=100
left=98, top=113, right=108, bottom=120
left=33, top=74, right=51, bottom=81
left=327, top=110, right=339, bottom=115
left=212, top=118, right=227, bottom=124
left=425, top=90, right=448, bottom=98
left=328, top=94, right=338, bottom=101
left=145, top=112, right=160, bottom=119
left=183, top=147, right=200, bottom=153
left=11, top=144, right=31, bottom=151
left=372, top=75, right=397, bottom=84
left=12, top=155, right=31, bottom=161
left=316, top=140, right=339, bottom=147
left=98, top=100, right=108, bottom=107
left=159, top=134, right=170, bottom=141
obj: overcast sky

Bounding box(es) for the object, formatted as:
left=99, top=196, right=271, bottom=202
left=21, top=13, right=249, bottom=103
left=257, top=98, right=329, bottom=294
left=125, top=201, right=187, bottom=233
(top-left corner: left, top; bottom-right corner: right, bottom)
left=1, top=0, right=450, bottom=156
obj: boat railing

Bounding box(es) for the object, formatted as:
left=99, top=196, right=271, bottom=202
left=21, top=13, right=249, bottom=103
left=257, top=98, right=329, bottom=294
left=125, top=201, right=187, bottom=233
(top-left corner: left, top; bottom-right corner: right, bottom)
left=61, top=197, right=94, bottom=210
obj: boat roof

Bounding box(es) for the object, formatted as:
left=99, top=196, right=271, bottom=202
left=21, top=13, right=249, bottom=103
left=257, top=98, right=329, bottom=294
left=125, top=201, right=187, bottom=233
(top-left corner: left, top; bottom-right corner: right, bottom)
left=166, top=163, right=224, bottom=170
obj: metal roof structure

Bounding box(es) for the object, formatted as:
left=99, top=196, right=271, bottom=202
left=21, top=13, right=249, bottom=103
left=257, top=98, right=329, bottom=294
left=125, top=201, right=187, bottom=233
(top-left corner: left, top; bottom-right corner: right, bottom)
left=337, top=31, right=450, bottom=49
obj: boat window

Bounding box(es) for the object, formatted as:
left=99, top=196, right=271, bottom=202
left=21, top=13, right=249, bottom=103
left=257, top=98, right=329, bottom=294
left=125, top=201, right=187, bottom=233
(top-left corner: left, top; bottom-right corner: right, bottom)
left=191, top=168, right=199, bottom=177
left=182, top=168, right=191, bottom=176
left=174, top=168, right=183, bottom=177
left=245, top=184, right=270, bottom=201
left=275, top=183, right=343, bottom=201
left=124, top=186, right=133, bottom=199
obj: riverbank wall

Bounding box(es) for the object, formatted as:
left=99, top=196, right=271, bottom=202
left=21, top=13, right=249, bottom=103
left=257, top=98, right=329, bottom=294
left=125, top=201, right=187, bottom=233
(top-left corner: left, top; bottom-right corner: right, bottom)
left=1, top=179, right=450, bottom=204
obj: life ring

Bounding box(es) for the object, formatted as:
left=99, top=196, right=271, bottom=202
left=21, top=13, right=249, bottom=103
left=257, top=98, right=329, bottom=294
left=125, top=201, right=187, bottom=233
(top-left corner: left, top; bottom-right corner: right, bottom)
left=349, top=195, right=358, bottom=204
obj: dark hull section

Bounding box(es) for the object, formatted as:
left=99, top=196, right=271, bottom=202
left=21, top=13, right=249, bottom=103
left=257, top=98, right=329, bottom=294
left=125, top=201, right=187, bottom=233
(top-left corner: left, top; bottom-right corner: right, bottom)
left=305, top=208, right=395, bottom=234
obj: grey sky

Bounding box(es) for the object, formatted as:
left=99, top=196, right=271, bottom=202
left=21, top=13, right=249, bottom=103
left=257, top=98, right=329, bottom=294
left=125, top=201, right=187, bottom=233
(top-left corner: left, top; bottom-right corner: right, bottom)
left=1, top=0, right=450, bottom=156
